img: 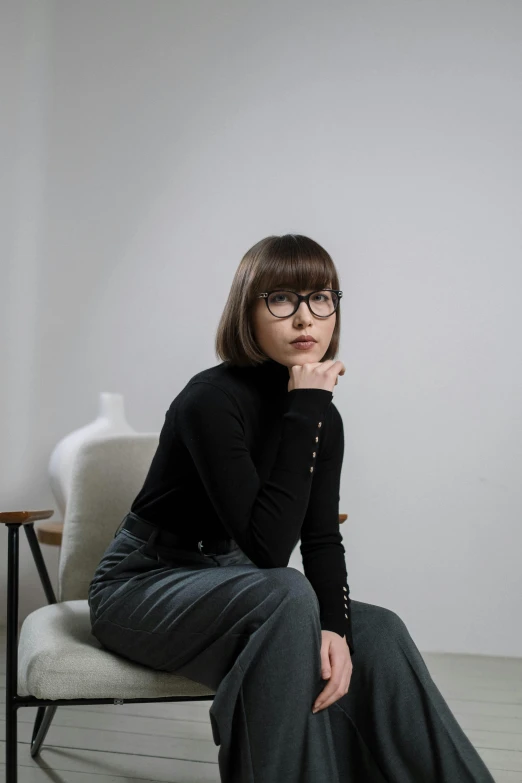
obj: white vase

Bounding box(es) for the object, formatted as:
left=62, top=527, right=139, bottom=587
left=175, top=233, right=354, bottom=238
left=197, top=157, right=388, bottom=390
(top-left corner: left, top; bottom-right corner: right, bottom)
left=48, top=392, right=137, bottom=519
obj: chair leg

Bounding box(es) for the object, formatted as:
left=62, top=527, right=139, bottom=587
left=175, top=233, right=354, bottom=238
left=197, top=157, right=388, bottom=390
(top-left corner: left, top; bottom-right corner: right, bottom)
left=6, top=523, right=20, bottom=783
left=5, top=698, right=18, bottom=783
left=30, top=705, right=58, bottom=757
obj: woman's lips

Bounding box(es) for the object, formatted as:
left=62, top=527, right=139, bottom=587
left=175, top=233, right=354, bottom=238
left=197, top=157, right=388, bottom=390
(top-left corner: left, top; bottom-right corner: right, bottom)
left=291, top=341, right=316, bottom=350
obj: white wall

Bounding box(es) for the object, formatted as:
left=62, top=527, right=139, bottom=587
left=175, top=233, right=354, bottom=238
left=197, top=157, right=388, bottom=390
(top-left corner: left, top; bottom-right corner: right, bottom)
left=1, top=0, right=521, bottom=656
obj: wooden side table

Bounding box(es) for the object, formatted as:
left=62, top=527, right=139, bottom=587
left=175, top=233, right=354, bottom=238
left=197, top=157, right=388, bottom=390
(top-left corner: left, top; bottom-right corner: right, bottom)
left=34, top=521, right=64, bottom=547
left=1, top=510, right=57, bottom=605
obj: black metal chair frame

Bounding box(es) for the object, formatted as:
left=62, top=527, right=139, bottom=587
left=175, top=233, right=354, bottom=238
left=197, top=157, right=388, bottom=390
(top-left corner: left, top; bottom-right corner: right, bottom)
left=4, top=521, right=214, bottom=783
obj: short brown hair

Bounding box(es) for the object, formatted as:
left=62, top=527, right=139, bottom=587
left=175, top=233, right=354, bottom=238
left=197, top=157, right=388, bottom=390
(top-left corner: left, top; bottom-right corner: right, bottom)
left=215, top=234, right=342, bottom=367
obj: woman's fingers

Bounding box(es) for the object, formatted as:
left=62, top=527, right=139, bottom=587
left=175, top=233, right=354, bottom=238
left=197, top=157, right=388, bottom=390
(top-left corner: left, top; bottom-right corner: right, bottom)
left=313, top=681, right=346, bottom=712
left=313, top=665, right=348, bottom=712
left=312, top=639, right=352, bottom=713
left=319, top=643, right=330, bottom=678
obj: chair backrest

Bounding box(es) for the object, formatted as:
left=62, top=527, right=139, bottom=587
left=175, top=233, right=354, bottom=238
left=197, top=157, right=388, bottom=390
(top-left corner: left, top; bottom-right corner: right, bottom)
left=57, top=433, right=159, bottom=603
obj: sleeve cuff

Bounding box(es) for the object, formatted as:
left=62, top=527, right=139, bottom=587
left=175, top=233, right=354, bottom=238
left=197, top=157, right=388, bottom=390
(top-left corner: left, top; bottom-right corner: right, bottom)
left=285, top=388, right=334, bottom=418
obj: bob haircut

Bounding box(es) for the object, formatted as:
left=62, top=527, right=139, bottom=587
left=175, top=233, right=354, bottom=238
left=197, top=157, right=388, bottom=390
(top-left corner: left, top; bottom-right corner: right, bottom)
left=215, top=234, right=341, bottom=367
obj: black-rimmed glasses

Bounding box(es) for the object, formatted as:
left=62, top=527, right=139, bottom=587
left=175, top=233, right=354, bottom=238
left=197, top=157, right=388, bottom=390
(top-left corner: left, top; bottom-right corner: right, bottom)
left=257, top=289, right=342, bottom=318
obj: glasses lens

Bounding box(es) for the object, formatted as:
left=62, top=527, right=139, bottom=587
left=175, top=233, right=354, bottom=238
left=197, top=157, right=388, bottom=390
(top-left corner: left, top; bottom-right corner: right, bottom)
left=266, top=290, right=338, bottom=317
left=309, top=290, right=338, bottom=316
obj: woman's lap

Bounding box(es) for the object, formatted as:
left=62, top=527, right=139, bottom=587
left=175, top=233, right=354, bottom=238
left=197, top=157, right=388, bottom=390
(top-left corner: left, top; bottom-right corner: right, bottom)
left=88, top=527, right=326, bottom=676
left=89, top=527, right=399, bottom=642
left=88, top=527, right=409, bottom=703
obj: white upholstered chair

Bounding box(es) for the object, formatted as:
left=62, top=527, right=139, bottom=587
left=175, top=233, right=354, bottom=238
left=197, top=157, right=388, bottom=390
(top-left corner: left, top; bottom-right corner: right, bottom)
left=2, top=434, right=216, bottom=783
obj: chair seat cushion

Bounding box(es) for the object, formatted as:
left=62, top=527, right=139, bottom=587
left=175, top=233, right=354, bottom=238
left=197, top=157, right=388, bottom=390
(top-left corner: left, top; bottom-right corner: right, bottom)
left=17, top=600, right=216, bottom=700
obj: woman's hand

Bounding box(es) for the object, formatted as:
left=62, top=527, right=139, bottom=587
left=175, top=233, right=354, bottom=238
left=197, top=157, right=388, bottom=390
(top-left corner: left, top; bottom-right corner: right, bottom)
left=288, top=360, right=346, bottom=394
left=312, top=630, right=353, bottom=713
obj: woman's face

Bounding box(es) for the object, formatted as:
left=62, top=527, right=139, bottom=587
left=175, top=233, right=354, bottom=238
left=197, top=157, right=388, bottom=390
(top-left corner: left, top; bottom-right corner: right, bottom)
left=251, top=282, right=337, bottom=370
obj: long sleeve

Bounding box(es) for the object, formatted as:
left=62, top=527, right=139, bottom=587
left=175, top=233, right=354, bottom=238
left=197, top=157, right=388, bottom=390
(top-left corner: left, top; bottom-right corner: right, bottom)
left=299, top=404, right=355, bottom=656
left=175, top=381, right=333, bottom=569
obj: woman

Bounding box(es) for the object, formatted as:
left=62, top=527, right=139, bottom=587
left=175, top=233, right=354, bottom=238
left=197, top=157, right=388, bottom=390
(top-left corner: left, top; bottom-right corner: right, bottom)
left=88, top=234, right=495, bottom=782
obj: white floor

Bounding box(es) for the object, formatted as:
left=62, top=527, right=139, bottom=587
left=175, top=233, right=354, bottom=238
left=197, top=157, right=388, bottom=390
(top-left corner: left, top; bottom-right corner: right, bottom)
left=1, top=626, right=521, bottom=782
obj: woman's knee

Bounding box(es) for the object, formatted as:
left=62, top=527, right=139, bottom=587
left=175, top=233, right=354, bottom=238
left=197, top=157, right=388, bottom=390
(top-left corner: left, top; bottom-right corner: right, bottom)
left=268, top=566, right=320, bottom=614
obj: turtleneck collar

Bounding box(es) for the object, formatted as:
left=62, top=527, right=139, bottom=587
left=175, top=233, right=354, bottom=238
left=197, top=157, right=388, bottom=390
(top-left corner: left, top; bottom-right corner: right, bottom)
left=257, top=357, right=289, bottom=374
left=252, top=358, right=290, bottom=396
left=223, top=357, right=290, bottom=397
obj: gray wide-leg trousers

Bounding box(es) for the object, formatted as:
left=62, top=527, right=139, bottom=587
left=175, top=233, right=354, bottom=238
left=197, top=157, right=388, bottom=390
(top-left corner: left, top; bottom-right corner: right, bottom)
left=88, top=521, right=495, bottom=783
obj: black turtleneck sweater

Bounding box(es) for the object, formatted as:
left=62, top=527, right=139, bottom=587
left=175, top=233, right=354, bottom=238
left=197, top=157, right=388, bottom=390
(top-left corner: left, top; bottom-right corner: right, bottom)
left=131, top=358, right=354, bottom=655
